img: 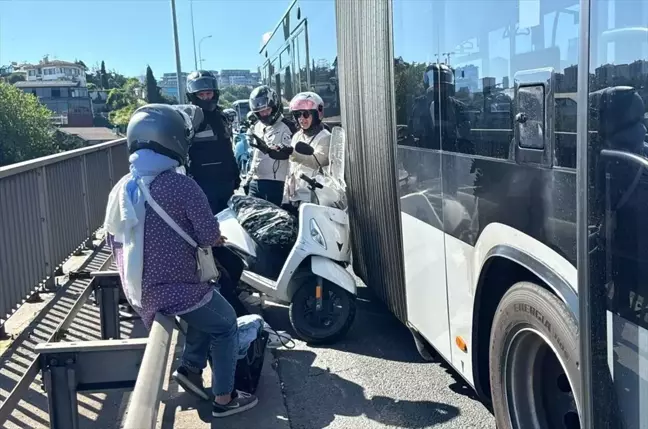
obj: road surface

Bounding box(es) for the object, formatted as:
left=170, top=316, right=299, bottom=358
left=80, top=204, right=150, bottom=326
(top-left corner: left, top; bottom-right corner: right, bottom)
left=263, top=285, right=496, bottom=429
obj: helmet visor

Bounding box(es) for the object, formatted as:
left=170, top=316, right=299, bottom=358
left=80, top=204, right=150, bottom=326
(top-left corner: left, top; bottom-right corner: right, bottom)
left=187, top=76, right=218, bottom=94
left=250, top=95, right=270, bottom=112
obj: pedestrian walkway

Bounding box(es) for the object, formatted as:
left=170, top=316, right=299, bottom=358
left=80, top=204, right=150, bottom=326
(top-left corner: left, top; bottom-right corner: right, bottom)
left=0, top=238, right=291, bottom=428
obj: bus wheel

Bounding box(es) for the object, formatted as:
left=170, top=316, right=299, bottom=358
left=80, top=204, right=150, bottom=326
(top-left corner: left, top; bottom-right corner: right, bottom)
left=489, top=282, right=580, bottom=429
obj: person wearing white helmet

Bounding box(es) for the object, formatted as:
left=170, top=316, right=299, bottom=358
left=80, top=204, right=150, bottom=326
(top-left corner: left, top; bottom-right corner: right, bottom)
left=244, top=85, right=297, bottom=206
left=284, top=92, right=331, bottom=210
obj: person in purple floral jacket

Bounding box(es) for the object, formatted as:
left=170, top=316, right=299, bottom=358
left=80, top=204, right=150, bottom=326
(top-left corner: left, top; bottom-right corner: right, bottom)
left=103, top=104, right=257, bottom=418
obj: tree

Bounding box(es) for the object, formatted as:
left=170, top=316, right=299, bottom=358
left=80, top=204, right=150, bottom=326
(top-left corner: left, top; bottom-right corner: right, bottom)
left=393, top=57, right=427, bottom=125
left=106, top=88, right=135, bottom=111
left=0, top=81, right=57, bottom=166
left=100, top=61, right=109, bottom=89
left=145, top=65, right=163, bottom=103
left=5, top=73, right=25, bottom=84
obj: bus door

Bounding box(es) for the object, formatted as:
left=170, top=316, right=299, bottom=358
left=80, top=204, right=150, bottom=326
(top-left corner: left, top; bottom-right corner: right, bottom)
left=580, top=1, right=648, bottom=428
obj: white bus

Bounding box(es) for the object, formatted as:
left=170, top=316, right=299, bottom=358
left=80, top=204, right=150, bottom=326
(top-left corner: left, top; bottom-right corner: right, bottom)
left=268, top=0, right=648, bottom=427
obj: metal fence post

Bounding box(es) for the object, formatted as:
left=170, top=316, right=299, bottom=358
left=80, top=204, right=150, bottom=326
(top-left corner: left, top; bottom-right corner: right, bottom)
left=78, top=155, right=92, bottom=254
left=107, top=147, right=115, bottom=189
left=95, top=274, right=121, bottom=340
left=36, top=166, right=55, bottom=292
left=41, top=354, right=79, bottom=429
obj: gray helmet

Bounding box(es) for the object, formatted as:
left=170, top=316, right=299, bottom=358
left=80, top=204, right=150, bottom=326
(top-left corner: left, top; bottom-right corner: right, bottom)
left=127, top=104, right=193, bottom=164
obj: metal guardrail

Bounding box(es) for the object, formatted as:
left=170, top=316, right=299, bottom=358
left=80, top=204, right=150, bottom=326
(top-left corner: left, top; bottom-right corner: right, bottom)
left=122, top=313, right=175, bottom=429
left=0, top=138, right=128, bottom=332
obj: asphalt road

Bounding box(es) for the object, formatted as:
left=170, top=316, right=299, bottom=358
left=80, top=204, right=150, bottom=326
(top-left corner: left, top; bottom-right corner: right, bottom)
left=262, top=285, right=497, bottom=429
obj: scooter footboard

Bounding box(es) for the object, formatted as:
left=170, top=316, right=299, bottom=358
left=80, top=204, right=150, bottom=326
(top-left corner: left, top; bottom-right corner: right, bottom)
left=310, top=256, right=357, bottom=296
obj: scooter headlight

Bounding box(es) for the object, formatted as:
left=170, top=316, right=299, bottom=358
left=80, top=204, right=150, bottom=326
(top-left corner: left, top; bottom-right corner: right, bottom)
left=309, top=219, right=326, bottom=249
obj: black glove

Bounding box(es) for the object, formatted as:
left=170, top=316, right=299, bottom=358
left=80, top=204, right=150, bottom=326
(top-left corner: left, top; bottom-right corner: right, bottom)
left=234, top=175, right=242, bottom=191
left=249, top=134, right=270, bottom=153
left=268, top=146, right=294, bottom=160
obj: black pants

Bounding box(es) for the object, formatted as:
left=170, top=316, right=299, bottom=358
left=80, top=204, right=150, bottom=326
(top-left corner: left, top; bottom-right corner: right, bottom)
left=212, top=246, right=249, bottom=317
left=248, top=179, right=284, bottom=207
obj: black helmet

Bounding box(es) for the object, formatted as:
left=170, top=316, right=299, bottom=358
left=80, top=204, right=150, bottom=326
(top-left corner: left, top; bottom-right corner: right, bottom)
left=423, top=63, right=455, bottom=92
left=223, top=108, right=237, bottom=124
left=249, top=85, right=281, bottom=125
left=186, top=70, right=219, bottom=111
left=127, top=104, right=194, bottom=164
left=246, top=111, right=258, bottom=125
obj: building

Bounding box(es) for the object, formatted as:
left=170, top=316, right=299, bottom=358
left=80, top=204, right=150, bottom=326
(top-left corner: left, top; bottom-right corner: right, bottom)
left=20, top=57, right=87, bottom=86
left=455, top=64, right=479, bottom=92
left=218, top=69, right=259, bottom=87
left=158, top=72, right=189, bottom=102
left=14, top=57, right=93, bottom=126
left=58, top=127, right=119, bottom=145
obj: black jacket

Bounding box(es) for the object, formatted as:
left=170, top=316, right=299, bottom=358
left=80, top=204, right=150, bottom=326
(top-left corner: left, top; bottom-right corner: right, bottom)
left=188, top=108, right=240, bottom=200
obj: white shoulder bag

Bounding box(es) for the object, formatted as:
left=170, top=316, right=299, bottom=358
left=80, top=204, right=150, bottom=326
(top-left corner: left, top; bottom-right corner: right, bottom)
left=137, top=180, right=220, bottom=283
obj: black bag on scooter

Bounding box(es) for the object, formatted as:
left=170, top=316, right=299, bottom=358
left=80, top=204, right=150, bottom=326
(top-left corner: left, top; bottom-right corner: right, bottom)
left=233, top=324, right=269, bottom=394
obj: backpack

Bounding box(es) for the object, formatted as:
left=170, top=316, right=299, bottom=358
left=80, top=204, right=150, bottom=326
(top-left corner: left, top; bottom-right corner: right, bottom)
left=234, top=324, right=269, bottom=394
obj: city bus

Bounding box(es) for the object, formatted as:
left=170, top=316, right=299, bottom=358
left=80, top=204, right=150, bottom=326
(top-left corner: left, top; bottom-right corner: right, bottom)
left=260, top=0, right=647, bottom=426
left=331, top=0, right=648, bottom=428
left=258, top=0, right=340, bottom=124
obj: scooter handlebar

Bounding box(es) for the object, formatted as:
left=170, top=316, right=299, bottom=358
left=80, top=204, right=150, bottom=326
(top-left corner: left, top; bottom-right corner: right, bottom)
left=299, top=174, right=323, bottom=189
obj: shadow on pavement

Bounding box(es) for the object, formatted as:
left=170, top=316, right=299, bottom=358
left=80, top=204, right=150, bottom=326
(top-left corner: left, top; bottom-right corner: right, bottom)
left=265, top=286, right=477, bottom=401
left=275, top=348, right=460, bottom=429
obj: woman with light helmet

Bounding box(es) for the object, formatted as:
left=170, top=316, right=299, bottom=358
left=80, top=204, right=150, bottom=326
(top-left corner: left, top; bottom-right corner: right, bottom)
left=284, top=92, right=331, bottom=212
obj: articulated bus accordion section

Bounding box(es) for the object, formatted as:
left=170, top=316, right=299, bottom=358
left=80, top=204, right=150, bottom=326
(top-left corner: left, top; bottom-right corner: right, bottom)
left=335, top=0, right=408, bottom=323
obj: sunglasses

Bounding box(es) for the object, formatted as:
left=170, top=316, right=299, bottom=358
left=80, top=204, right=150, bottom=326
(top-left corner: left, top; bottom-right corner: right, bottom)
left=292, top=110, right=311, bottom=119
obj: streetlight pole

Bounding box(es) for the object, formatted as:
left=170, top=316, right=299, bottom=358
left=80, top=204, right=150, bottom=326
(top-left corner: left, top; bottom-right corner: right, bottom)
left=198, top=35, right=212, bottom=70
left=190, top=0, right=198, bottom=70
left=170, top=0, right=184, bottom=103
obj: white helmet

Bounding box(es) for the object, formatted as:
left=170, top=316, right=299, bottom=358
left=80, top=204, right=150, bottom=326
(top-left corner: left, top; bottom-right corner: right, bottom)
left=289, top=92, right=324, bottom=120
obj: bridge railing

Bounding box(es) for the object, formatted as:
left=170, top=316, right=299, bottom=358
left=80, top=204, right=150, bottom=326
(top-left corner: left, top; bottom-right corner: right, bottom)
left=0, top=138, right=128, bottom=332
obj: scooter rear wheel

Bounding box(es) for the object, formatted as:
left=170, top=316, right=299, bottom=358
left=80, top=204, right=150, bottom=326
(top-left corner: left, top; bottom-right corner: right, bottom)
left=289, top=280, right=356, bottom=345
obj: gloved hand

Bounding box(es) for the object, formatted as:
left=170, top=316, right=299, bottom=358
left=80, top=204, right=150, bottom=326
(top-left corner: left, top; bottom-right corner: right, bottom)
left=234, top=175, right=242, bottom=191
left=249, top=134, right=270, bottom=153
left=267, top=145, right=294, bottom=160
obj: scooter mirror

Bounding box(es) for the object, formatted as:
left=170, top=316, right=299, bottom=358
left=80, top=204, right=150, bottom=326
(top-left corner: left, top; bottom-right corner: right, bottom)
left=295, top=141, right=315, bottom=156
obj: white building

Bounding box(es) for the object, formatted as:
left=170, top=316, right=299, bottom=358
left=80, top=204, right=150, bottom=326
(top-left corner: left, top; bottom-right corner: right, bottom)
left=21, top=57, right=87, bottom=87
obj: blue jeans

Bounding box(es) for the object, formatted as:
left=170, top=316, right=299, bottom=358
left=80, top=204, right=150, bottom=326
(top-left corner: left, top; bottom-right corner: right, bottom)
left=179, top=291, right=238, bottom=396
left=248, top=179, right=284, bottom=207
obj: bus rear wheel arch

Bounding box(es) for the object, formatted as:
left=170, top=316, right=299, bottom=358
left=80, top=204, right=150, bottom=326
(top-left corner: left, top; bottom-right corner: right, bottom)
left=489, top=281, right=581, bottom=429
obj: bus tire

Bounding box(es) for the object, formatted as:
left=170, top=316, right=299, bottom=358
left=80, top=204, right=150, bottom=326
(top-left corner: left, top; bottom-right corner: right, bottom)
left=489, top=281, right=581, bottom=429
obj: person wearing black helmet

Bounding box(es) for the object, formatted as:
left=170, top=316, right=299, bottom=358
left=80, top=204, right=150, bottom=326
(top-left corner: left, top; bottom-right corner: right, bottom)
left=186, top=70, right=240, bottom=214
left=244, top=85, right=296, bottom=206
left=408, top=63, right=471, bottom=152
left=103, top=103, right=258, bottom=417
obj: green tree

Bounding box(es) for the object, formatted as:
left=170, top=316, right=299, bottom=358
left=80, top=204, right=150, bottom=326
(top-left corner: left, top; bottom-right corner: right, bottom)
left=393, top=57, right=427, bottom=125
left=145, top=65, right=163, bottom=103
left=107, top=71, right=127, bottom=89
left=0, top=81, right=57, bottom=166
left=5, top=73, right=25, bottom=84
left=106, top=88, right=135, bottom=111
left=53, top=129, right=86, bottom=152
left=100, top=61, right=109, bottom=89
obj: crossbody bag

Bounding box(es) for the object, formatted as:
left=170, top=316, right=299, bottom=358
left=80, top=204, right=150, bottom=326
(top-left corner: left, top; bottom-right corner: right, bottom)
left=137, top=179, right=220, bottom=283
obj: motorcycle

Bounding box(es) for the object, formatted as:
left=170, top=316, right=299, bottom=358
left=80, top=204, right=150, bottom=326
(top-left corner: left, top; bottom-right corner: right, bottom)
left=216, top=127, right=357, bottom=344
left=233, top=125, right=253, bottom=178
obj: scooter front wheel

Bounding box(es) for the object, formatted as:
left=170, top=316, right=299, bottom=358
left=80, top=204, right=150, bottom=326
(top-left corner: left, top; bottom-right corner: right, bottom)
left=289, top=279, right=356, bottom=345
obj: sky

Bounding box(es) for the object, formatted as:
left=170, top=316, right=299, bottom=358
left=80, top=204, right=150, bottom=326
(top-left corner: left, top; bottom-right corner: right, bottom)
left=0, top=0, right=337, bottom=78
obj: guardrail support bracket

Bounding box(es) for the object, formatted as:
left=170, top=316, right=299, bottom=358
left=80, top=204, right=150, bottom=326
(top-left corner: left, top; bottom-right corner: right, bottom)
left=37, top=339, right=147, bottom=429
left=94, top=273, right=122, bottom=340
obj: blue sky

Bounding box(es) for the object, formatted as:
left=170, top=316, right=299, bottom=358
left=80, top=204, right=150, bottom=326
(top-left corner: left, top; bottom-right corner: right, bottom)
left=0, top=0, right=337, bottom=77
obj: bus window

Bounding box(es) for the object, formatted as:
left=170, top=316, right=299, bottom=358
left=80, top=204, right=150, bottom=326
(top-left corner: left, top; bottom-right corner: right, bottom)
left=584, top=1, right=648, bottom=428
left=295, top=31, right=309, bottom=92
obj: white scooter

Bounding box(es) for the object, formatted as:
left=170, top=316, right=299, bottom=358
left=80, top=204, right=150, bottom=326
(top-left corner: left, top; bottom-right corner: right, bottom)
left=216, top=128, right=357, bottom=344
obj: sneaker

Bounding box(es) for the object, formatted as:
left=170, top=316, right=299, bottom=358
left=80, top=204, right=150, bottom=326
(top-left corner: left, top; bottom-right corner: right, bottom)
left=212, top=390, right=259, bottom=417
left=172, top=366, right=209, bottom=400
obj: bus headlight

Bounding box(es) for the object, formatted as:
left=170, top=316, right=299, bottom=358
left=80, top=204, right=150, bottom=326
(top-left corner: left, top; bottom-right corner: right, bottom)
left=310, top=219, right=326, bottom=249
